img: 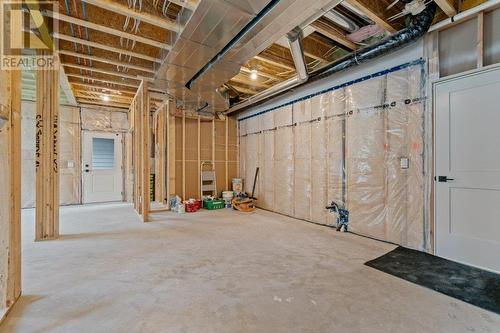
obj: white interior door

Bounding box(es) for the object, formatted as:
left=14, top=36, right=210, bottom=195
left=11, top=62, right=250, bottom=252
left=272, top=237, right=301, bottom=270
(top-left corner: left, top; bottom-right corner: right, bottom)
left=435, top=66, right=500, bottom=273
left=82, top=131, right=123, bottom=204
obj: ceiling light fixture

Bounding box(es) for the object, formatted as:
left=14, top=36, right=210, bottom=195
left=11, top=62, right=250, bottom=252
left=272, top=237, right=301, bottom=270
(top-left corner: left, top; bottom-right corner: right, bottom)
left=101, top=95, right=110, bottom=102
left=250, top=69, right=258, bottom=80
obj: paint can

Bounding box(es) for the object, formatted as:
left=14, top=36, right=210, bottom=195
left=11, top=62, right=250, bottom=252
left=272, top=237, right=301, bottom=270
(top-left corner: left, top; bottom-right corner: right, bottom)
left=232, top=178, right=243, bottom=194
left=222, top=191, right=234, bottom=208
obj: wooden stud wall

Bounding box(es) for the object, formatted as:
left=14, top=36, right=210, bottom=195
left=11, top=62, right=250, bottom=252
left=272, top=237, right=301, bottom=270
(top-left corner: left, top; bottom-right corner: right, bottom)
left=130, top=81, right=151, bottom=221
left=0, top=68, right=22, bottom=321
left=172, top=112, right=239, bottom=200
left=35, top=66, right=60, bottom=241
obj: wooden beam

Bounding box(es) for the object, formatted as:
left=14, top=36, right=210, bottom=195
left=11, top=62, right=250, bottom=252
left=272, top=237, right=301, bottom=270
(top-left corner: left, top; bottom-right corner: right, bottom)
left=345, top=0, right=398, bottom=34
left=169, top=0, right=198, bottom=11
left=230, top=74, right=271, bottom=88
left=142, top=82, right=151, bottom=221
left=240, top=66, right=281, bottom=81
left=67, top=74, right=140, bottom=88
left=74, top=93, right=133, bottom=103
left=62, top=62, right=148, bottom=81
left=7, top=69, right=22, bottom=311
left=182, top=110, right=186, bottom=200
left=197, top=116, right=201, bottom=198
left=254, top=55, right=295, bottom=71
left=44, top=10, right=171, bottom=50
left=76, top=99, right=130, bottom=109
left=225, top=117, right=228, bottom=191
left=36, top=65, right=60, bottom=241
left=58, top=59, right=77, bottom=105
left=477, top=11, right=484, bottom=68
left=434, top=0, right=458, bottom=17
left=54, top=33, right=161, bottom=63
left=70, top=82, right=136, bottom=95
left=59, top=50, right=155, bottom=74
left=311, top=18, right=357, bottom=51
left=81, top=0, right=180, bottom=32
left=74, top=88, right=134, bottom=99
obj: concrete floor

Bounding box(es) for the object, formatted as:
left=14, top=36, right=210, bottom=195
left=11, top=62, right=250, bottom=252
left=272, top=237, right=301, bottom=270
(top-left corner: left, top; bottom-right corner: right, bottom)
left=1, top=204, right=499, bottom=333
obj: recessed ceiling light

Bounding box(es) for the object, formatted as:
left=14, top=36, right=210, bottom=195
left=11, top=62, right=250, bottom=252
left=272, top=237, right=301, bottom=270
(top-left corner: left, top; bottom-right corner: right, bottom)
left=101, top=95, right=110, bottom=102
left=250, top=69, right=258, bottom=80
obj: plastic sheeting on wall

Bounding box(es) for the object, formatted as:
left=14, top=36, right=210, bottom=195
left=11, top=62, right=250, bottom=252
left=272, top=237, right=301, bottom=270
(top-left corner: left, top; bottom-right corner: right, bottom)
left=81, top=108, right=129, bottom=132
left=239, top=61, right=428, bottom=250
left=21, top=101, right=81, bottom=208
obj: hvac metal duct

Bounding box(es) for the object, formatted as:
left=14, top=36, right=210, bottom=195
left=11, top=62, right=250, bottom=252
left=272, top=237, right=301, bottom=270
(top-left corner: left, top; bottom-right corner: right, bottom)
left=153, top=0, right=344, bottom=114
left=323, top=9, right=360, bottom=32
left=227, top=0, right=437, bottom=114
left=227, top=28, right=309, bottom=114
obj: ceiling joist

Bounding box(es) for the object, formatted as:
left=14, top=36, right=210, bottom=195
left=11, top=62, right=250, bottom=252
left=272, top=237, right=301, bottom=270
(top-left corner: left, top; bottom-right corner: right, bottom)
left=434, top=0, right=458, bottom=16
left=80, top=0, right=181, bottom=32
left=44, top=10, right=171, bottom=50
left=311, top=18, right=357, bottom=51
left=62, top=62, right=150, bottom=81
left=344, top=0, right=398, bottom=34
left=59, top=49, right=155, bottom=74
left=67, top=73, right=140, bottom=88
left=54, top=33, right=161, bottom=63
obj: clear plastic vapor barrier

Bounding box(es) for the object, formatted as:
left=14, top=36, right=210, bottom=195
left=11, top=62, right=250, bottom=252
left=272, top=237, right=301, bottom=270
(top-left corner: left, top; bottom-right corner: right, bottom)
left=239, top=62, right=429, bottom=250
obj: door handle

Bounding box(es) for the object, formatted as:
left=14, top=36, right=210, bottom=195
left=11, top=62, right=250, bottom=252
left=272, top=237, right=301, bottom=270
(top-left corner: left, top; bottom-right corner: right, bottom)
left=436, top=176, right=454, bottom=182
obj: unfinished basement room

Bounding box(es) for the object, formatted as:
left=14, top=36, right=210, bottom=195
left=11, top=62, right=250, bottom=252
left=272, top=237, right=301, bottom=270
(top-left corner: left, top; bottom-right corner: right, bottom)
left=1, top=0, right=500, bottom=332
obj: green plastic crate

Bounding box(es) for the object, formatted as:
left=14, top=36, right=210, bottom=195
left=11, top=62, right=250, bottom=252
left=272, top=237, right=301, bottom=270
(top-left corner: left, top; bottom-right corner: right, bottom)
left=203, top=199, right=225, bottom=210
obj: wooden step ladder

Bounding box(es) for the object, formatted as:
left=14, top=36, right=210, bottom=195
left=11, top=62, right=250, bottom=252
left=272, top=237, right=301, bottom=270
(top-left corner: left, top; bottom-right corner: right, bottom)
left=200, top=161, right=217, bottom=198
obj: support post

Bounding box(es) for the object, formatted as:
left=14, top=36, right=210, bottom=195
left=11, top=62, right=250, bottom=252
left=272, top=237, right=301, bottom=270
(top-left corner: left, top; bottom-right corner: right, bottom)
left=197, top=116, right=201, bottom=197
left=35, top=65, right=60, bottom=241
left=225, top=117, right=229, bottom=190
left=141, top=81, right=150, bottom=221
left=182, top=111, right=186, bottom=200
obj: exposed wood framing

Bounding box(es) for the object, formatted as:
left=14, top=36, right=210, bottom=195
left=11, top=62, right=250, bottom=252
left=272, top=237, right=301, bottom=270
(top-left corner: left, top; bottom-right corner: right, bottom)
left=58, top=50, right=155, bottom=74
left=311, top=18, right=357, bottom=51
left=35, top=65, right=60, bottom=241
left=67, top=74, right=140, bottom=88
left=70, top=82, right=136, bottom=95
left=154, top=107, right=167, bottom=204
left=58, top=60, right=77, bottom=105
left=168, top=101, right=176, bottom=198
left=169, top=0, right=198, bottom=11
left=345, top=0, right=398, bottom=34
left=434, top=0, right=458, bottom=16
left=477, top=11, right=484, bottom=68
left=182, top=111, right=186, bottom=200
left=3, top=69, right=22, bottom=317
left=77, top=99, right=130, bottom=109
left=81, top=0, right=181, bottom=32
left=44, top=11, right=171, bottom=50
left=212, top=118, right=216, bottom=165
left=53, top=33, right=161, bottom=63
left=62, top=63, right=147, bottom=81
left=130, top=81, right=151, bottom=220
left=197, top=116, right=201, bottom=197
left=225, top=117, right=229, bottom=190
left=254, top=55, right=295, bottom=71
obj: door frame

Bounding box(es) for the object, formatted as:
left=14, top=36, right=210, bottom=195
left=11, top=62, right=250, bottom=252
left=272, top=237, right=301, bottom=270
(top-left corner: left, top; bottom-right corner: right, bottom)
left=81, top=130, right=125, bottom=204
left=432, top=62, right=500, bottom=258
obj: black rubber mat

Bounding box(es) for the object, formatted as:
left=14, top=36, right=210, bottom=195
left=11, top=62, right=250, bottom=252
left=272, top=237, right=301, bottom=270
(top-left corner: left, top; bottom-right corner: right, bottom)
left=365, top=246, right=500, bottom=314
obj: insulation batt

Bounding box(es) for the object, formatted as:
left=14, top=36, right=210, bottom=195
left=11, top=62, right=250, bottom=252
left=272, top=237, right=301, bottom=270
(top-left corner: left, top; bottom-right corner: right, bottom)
left=239, top=63, right=428, bottom=250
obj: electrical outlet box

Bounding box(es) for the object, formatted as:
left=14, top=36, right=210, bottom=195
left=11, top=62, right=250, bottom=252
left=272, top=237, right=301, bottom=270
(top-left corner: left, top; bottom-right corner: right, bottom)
left=400, top=157, right=409, bottom=169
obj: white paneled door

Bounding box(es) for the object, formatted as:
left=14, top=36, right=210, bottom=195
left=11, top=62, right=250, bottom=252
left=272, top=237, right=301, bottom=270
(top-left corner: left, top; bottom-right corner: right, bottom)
left=435, top=66, right=500, bottom=273
left=82, top=131, right=123, bottom=204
